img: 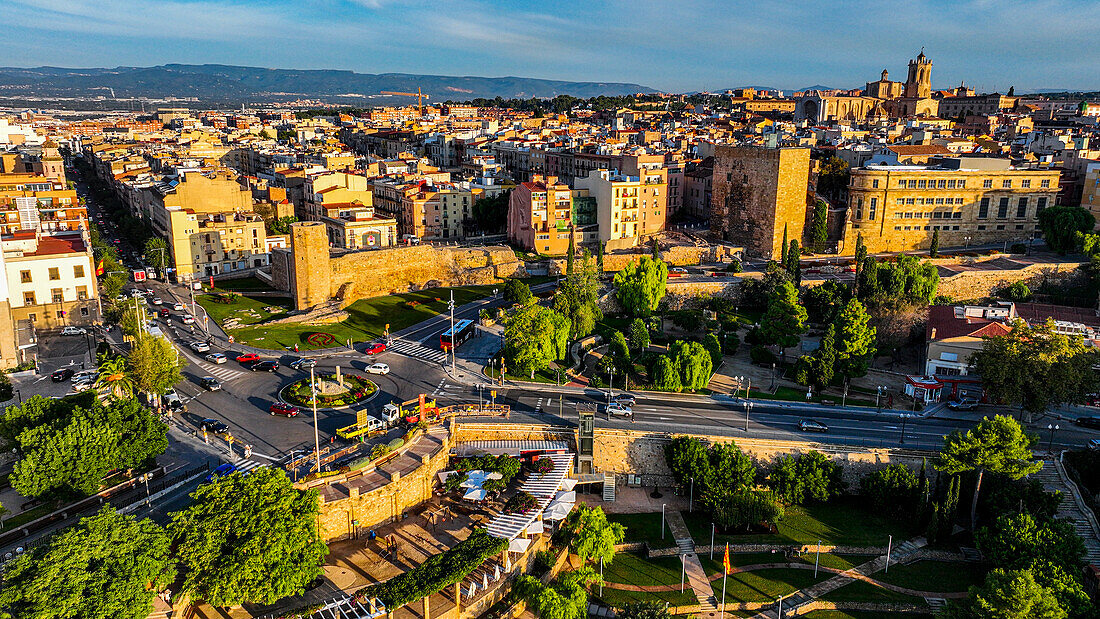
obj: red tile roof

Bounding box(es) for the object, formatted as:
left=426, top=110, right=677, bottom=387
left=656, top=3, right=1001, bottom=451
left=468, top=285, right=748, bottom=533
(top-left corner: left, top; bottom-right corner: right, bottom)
left=926, top=305, right=1012, bottom=341
left=27, top=233, right=87, bottom=256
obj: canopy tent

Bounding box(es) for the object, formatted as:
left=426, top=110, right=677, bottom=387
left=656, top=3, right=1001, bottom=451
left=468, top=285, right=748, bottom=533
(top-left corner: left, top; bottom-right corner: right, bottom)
left=461, top=470, right=491, bottom=489
left=525, top=520, right=545, bottom=535
left=463, top=488, right=487, bottom=501
left=544, top=502, right=573, bottom=521
left=437, top=470, right=458, bottom=485
left=553, top=490, right=576, bottom=503
left=507, top=537, right=532, bottom=553
left=560, top=478, right=577, bottom=491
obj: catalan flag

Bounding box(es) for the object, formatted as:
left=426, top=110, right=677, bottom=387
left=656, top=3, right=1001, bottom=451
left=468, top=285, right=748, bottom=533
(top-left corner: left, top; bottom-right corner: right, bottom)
left=723, top=542, right=731, bottom=574
left=95, top=259, right=105, bottom=277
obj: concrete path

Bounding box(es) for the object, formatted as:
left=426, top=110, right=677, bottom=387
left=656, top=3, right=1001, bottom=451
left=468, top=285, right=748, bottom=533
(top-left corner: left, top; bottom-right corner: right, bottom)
left=665, top=510, right=718, bottom=612
left=1036, top=457, right=1100, bottom=565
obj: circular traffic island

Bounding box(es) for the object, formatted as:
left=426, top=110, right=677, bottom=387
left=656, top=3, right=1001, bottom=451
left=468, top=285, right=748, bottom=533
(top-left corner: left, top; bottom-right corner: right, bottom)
left=281, top=373, right=377, bottom=409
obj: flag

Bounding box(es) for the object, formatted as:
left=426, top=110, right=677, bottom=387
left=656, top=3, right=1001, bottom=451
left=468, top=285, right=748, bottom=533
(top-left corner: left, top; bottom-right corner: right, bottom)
left=95, top=259, right=105, bottom=276
left=723, top=542, right=731, bottom=574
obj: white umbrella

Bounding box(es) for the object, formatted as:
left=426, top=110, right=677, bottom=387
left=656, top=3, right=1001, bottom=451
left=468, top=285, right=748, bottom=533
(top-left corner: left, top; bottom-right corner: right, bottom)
left=486, top=471, right=503, bottom=480
left=553, top=490, right=576, bottom=503
left=544, top=503, right=572, bottom=520
left=468, top=582, right=477, bottom=597
left=482, top=572, right=489, bottom=588
left=560, top=478, right=577, bottom=491
left=437, top=471, right=457, bottom=484
left=463, top=488, right=487, bottom=501
left=508, top=537, right=532, bottom=553
left=526, top=520, right=545, bottom=535
left=494, top=564, right=502, bottom=580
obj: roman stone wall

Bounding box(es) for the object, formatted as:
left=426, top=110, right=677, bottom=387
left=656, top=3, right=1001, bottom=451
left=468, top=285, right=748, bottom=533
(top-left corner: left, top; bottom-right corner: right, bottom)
left=936, top=260, right=1086, bottom=300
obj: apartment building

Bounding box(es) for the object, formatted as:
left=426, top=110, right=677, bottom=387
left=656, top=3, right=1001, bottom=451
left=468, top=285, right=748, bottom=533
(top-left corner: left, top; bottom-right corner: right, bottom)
left=4, top=230, right=98, bottom=330
left=574, top=168, right=667, bottom=248
left=507, top=175, right=574, bottom=255
left=844, top=157, right=1061, bottom=253
left=0, top=172, right=84, bottom=234
left=1081, top=161, right=1100, bottom=224
left=302, top=171, right=373, bottom=221
left=434, top=188, right=475, bottom=239
left=317, top=204, right=398, bottom=250
left=166, top=210, right=268, bottom=279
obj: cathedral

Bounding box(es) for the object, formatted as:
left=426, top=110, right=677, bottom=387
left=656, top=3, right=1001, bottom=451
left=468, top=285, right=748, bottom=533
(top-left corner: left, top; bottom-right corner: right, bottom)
left=795, top=50, right=940, bottom=122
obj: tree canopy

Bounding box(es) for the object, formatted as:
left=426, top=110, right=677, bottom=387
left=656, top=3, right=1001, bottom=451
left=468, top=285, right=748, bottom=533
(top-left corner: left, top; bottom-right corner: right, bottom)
left=816, top=156, right=850, bottom=203
left=170, top=467, right=328, bottom=606
left=551, top=252, right=602, bottom=339
left=768, top=450, right=844, bottom=505
left=471, top=190, right=511, bottom=234
left=565, top=505, right=625, bottom=565
left=942, top=569, right=1066, bottom=619
left=503, top=302, right=570, bottom=377
left=0, top=507, right=175, bottom=619
left=1039, top=206, right=1094, bottom=254
left=503, top=279, right=533, bottom=305
left=129, top=333, right=185, bottom=397
left=613, top=256, right=668, bottom=317
left=833, top=299, right=876, bottom=381
left=810, top=199, right=829, bottom=253
left=760, top=280, right=807, bottom=350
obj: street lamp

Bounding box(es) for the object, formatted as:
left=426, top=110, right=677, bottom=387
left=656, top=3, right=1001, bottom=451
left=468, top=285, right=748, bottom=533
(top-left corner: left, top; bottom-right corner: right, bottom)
left=607, top=366, right=615, bottom=418
left=771, top=363, right=776, bottom=390
left=876, top=386, right=887, bottom=413
left=1047, top=423, right=1060, bottom=453
left=899, top=413, right=910, bottom=444
left=964, top=235, right=972, bottom=248
left=745, top=400, right=752, bottom=432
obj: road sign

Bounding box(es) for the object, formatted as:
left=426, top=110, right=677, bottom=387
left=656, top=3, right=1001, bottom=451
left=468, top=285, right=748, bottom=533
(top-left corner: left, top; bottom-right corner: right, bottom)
left=133, top=269, right=146, bottom=282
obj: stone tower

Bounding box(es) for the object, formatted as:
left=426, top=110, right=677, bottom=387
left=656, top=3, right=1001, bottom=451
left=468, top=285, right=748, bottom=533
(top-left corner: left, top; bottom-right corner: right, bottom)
left=289, top=221, right=331, bottom=310
left=904, top=50, right=932, bottom=99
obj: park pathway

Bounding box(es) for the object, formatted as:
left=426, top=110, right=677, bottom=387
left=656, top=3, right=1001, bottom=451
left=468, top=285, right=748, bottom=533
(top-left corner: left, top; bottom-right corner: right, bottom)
left=665, top=511, right=718, bottom=613
left=749, top=536, right=928, bottom=619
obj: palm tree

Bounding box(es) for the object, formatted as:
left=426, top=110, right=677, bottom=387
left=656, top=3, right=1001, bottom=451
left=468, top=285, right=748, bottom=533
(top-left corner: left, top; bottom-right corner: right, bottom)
left=95, top=355, right=134, bottom=399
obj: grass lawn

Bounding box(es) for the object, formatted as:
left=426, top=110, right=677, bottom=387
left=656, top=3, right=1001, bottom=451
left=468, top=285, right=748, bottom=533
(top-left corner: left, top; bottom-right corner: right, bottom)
left=713, top=568, right=822, bottom=604
left=820, top=579, right=926, bottom=604
left=602, top=552, right=687, bottom=587
left=196, top=291, right=291, bottom=327
left=803, top=612, right=934, bottom=619
left=745, top=386, right=875, bottom=407
left=874, top=560, right=987, bottom=594
left=211, top=277, right=275, bottom=292
left=606, top=512, right=676, bottom=548
left=683, top=498, right=912, bottom=547
left=596, top=580, right=697, bottom=610
left=2, top=502, right=57, bottom=530
left=484, top=362, right=568, bottom=385
left=213, top=284, right=502, bottom=350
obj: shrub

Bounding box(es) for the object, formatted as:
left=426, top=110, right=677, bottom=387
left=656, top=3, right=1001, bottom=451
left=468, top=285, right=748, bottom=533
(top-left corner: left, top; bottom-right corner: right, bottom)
left=769, top=451, right=845, bottom=505
left=504, top=491, right=539, bottom=514
left=530, top=458, right=554, bottom=474
left=669, top=309, right=703, bottom=332
left=1010, top=243, right=1027, bottom=254
left=387, top=438, right=404, bottom=450
left=531, top=550, right=555, bottom=577
left=726, top=260, right=743, bottom=273
left=721, top=332, right=740, bottom=355
left=349, top=457, right=374, bottom=471
left=861, top=464, right=919, bottom=520
left=745, top=325, right=764, bottom=346
left=370, top=444, right=392, bottom=459
left=750, top=345, right=778, bottom=366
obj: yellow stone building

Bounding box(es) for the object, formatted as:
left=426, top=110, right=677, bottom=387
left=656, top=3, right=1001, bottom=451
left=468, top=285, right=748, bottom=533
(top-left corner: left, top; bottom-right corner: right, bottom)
left=844, top=158, right=1060, bottom=254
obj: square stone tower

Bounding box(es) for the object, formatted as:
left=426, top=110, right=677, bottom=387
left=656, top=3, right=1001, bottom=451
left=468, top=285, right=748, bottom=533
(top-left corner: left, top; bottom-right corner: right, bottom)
left=710, top=146, right=811, bottom=259
left=289, top=221, right=331, bottom=310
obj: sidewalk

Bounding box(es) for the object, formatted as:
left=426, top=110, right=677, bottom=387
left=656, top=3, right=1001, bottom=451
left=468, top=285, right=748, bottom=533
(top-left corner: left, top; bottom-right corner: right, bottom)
left=666, top=510, right=717, bottom=612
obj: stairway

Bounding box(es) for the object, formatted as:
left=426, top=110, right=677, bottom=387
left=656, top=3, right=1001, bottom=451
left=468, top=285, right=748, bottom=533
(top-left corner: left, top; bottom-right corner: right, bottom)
left=602, top=474, right=616, bottom=502
left=1034, top=459, right=1100, bottom=565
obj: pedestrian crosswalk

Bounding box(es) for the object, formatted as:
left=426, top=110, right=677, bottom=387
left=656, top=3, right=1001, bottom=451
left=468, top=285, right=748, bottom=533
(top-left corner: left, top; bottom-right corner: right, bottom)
left=234, top=459, right=267, bottom=474
left=386, top=338, right=448, bottom=363
left=198, top=362, right=245, bottom=382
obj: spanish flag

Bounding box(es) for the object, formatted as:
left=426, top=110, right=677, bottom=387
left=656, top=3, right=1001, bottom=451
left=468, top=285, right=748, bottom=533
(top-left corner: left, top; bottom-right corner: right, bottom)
left=95, top=259, right=105, bottom=277
left=723, top=542, right=731, bottom=574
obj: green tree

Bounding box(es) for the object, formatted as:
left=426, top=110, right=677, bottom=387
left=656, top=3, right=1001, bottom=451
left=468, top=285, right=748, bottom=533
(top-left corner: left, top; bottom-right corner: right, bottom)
left=937, top=415, right=1043, bottom=530
left=712, top=490, right=784, bottom=532
left=703, top=333, right=723, bottom=370
left=1039, top=205, right=1095, bottom=254
left=700, top=442, right=757, bottom=510
left=768, top=450, right=844, bottom=505
left=803, top=280, right=848, bottom=325
left=817, top=156, right=851, bottom=203
left=551, top=253, right=602, bottom=339
left=942, top=569, right=1066, bottom=619
left=143, top=237, right=170, bottom=269
left=566, top=231, right=575, bottom=275
left=96, top=354, right=135, bottom=399
left=811, top=199, right=829, bottom=253
left=129, top=333, right=185, bottom=398
left=670, top=340, right=713, bottom=391
left=652, top=355, right=682, bottom=392
left=651, top=236, right=659, bottom=260
left=471, top=190, right=511, bottom=234
left=852, top=233, right=867, bottom=297
left=781, top=225, right=789, bottom=265
left=833, top=299, right=876, bottom=381
left=514, top=566, right=599, bottom=619
left=504, top=303, right=570, bottom=376
left=975, top=512, right=1084, bottom=574
left=566, top=505, right=625, bottom=565
left=268, top=216, right=299, bottom=235
left=860, top=464, right=919, bottom=520
left=760, top=281, right=807, bottom=353
left=1001, top=281, right=1032, bottom=302
left=808, top=324, right=836, bottom=389
left=786, top=239, right=802, bottom=286
left=613, top=256, right=668, bottom=317
left=170, top=467, right=328, bottom=606
left=929, top=228, right=940, bottom=258
left=608, top=331, right=631, bottom=371
left=617, top=601, right=672, bottom=619
left=971, top=320, right=1099, bottom=419
left=629, top=318, right=650, bottom=351
left=503, top=279, right=533, bottom=305
left=0, top=508, right=175, bottom=619
left=11, top=411, right=119, bottom=497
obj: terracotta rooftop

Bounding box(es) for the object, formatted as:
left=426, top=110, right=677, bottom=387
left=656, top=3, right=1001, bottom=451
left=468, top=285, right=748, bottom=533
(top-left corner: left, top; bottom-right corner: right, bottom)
left=926, top=305, right=1012, bottom=341
left=26, top=233, right=88, bottom=257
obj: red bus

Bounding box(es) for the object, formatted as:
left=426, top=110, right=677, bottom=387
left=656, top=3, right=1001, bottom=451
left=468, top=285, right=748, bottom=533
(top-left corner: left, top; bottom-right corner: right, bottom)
left=441, top=319, right=475, bottom=351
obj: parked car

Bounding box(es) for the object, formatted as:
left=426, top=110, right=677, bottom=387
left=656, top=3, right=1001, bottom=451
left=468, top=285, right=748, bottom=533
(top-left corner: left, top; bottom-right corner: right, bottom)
left=205, top=352, right=227, bottom=364
left=606, top=403, right=633, bottom=418
left=159, top=308, right=171, bottom=318
left=203, top=463, right=237, bottom=483
left=1075, top=416, right=1100, bottom=430
left=364, top=342, right=387, bottom=355
left=236, top=353, right=261, bottom=364
left=60, top=326, right=87, bottom=336
left=269, top=402, right=300, bottom=417
left=189, top=341, right=211, bottom=353
left=798, top=419, right=829, bottom=433
left=163, top=389, right=186, bottom=412
left=51, top=368, right=74, bottom=382
left=946, top=399, right=978, bottom=411
left=289, top=357, right=316, bottom=370
left=71, top=369, right=97, bottom=383
left=173, top=302, right=186, bottom=311
left=1089, top=439, right=1100, bottom=451
left=72, top=380, right=96, bottom=392
left=365, top=362, right=390, bottom=375
left=250, top=360, right=279, bottom=372
left=200, top=418, right=230, bottom=434
left=613, top=393, right=637, bottom=407
left=200, top=376, right=222, bottom=391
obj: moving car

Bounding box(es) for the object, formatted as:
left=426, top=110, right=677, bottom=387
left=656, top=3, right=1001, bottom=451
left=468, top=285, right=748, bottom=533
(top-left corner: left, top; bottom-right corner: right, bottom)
left=159, top=308, right=170, bottom=318
left=614, top=393, right=637, bottom=407
left=269, top=402, right=300, bottom=417
left=200, top=418, right=230, bottom=434
left=1075, top=416, right=1100, bottom=430
left=289, top=357, right=316, bottom=370
left=364, top=342, right=387, bottom=355
left=60, top=326, right=87, bottom=336
left=51, top=368, right=74, bottom=382
left=205, top=352, right=227, bottom=364
left=236, top=353, right=261, bottom=363
left=606, top=403, right=633, bottom=418
left=365, top=362, right=390, bottom=375
left=250, top=360, right=279, bottom=372
left=203, top=463, right=237, bottom=483
left=178, top=314, right=194, bottom=325
left=947, top=399, right=978, bottom=411
left=163, top=389, right=186, bottom=412
left=798, top=419, right=829, bottom=433
left=189, top=341, right=211, bottom=353
left=200, top=376, right=221, bottom=391
left=173, top=302, right=186, bottom=311
left=151, top=297, right=163, bottom=305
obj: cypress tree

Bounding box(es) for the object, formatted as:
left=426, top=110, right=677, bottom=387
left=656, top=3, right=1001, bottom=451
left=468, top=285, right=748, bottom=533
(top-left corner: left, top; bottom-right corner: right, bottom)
left=651, top=236, right=659, bottom=260
left=566, top=230, right=575, bottom=275
left=929, top=229, right=940, bottom=258
left=781, top=225, right=789, bottom=264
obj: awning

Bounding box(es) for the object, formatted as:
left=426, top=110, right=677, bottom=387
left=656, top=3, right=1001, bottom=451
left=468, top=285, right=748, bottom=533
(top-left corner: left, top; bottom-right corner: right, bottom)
left=544, top=502, right=573, bottom=521
left=486, top=452, right=574, bottom=540
left=438, top=470, right=457, bottom=484
left=508, top=537, right=532, bottom=553
left=553, top=490, right=576, bottom=503
left=560, top=478, right=577, bottom=491
left=526, top=520, right=545, bottom=535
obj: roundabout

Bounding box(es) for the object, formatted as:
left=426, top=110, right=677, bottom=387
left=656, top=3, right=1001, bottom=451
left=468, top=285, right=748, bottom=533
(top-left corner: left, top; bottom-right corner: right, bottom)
left=280, top=372, right=378, bottom=409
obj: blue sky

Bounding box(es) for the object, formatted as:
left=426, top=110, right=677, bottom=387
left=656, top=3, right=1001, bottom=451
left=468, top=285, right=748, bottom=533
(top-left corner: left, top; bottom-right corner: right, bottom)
left=3, top=0, right=1098, bottom=93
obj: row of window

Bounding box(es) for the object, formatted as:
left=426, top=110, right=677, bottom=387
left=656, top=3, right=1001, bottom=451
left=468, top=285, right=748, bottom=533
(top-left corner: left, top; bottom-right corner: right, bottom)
left=977, top=196, right=1047, bottom=219
left=888, top=178, right=1051, bottom=189
left=896, top=197, right=966, bottom=205
left=896, top=212, right=964, bottom=219
left=24, top=307, right=91, bottom=322
left=22, top=287, right=90, bottom=305
left=855, top=196, right=1048, bottom=222
left=892, top=224, right=1033, bottom=232
left=19, top=265, right=86, bottom=283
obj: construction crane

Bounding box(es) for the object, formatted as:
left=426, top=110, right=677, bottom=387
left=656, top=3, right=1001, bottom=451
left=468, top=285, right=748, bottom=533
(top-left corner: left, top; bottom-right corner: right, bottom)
left=380, top=87, right=427, bottom=115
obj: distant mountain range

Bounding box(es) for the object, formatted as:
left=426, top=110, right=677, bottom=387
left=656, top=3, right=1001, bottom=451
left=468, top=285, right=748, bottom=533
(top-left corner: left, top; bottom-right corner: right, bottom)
left=0, top=64, right=657, bottom=104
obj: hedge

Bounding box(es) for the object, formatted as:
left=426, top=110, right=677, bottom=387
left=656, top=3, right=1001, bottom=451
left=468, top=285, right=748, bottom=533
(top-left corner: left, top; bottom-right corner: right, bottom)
left=357, top=528, right=508, bottom=608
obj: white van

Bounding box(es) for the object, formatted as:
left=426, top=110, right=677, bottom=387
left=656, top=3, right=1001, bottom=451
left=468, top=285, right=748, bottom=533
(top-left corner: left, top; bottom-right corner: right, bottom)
left=366, top=416, right=386, bottom=433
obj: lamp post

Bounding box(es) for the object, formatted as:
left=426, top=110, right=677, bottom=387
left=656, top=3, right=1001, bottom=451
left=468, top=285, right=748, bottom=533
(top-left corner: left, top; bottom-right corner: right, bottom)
left=607, top=366, right=615, bottom=416
left=876, top=386, right=887, bottom=413
left=899, top=413, right=910, bottom=445
left=310, top=366, right=321, bottom=474
left=689, top=477, right=694, bottom=513
left=771, top=363, right=776, bottom=390
left=1047, top=423, right=1060, bottom=453
left=964, top=235, right=972, bottom=248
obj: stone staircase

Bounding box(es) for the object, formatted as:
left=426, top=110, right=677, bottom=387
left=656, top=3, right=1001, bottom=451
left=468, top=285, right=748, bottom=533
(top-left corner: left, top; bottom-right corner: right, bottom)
left=665, top=511, right=718, bottom=612
left=602, top=474, right=616, bottom=502
left=1034, top=458, right=1100, bottom=565
left=749, top=538, right=927, bottom=619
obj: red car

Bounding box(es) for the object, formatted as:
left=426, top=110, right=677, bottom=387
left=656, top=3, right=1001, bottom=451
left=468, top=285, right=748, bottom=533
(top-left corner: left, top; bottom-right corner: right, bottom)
left=364, top=342, right=387, bottom=355
left=236, top=353, right=261, bottom=363
left=269, top=402, right=300, bottom=417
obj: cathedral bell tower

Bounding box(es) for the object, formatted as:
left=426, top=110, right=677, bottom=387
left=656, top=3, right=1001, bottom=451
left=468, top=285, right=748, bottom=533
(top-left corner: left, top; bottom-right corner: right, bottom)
left=904, top=49, right=932, bottom=99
